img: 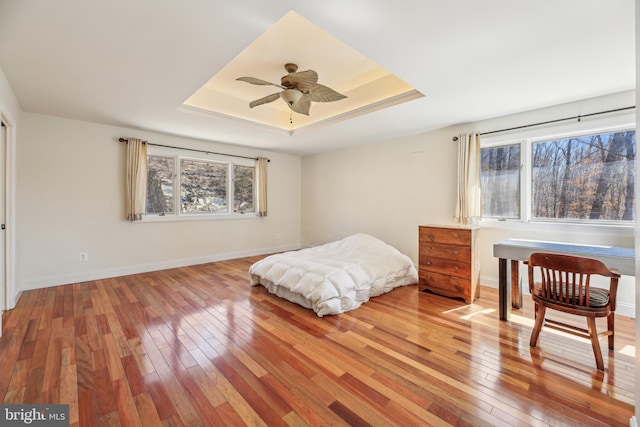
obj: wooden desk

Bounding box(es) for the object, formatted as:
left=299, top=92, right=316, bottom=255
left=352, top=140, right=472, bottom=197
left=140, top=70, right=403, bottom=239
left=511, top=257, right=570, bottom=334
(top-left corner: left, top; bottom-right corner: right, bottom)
left=493, top=239, right=635, bottom=321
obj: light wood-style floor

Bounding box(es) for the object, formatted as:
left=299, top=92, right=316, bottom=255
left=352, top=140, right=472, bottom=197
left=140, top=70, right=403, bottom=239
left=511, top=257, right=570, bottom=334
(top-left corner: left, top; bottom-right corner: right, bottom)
left=0, top=255, right=635, bottom=426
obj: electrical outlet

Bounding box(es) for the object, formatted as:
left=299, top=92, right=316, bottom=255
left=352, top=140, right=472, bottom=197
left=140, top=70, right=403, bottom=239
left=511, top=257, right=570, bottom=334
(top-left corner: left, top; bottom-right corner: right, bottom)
left=80, top=252, right=88, bottom=261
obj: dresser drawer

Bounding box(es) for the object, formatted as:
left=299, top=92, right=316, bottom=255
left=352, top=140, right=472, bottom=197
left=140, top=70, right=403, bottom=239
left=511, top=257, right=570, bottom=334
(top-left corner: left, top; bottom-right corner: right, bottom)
left=419, top=227, right=470, bottom=246
left=419, top=241, right=470, bottom=263
left=419, top=270, right=469, bottom=297
left=419, top=257, right=471, bottom=279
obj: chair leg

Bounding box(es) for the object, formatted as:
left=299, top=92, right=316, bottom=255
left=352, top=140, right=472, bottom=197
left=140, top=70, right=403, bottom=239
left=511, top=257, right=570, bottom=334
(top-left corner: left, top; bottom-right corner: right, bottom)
left=529, top=304, right=546, bottom=347
left=607, top=313, right=615, bottom=351
left=587, top=317, right=604, bottom=371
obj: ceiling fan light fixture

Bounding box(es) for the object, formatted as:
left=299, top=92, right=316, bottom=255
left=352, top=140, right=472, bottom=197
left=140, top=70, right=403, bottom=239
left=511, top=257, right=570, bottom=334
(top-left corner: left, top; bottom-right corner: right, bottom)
left=281, top=89, right=302, bottom=106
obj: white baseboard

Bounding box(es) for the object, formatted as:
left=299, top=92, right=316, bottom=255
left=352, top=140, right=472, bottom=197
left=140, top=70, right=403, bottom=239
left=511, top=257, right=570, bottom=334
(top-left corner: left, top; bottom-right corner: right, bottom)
left=615, top=303, right=635, bottom=319
left=19, top=244, right=300, bottom=293
left=480, top=275, right=498, bottom=289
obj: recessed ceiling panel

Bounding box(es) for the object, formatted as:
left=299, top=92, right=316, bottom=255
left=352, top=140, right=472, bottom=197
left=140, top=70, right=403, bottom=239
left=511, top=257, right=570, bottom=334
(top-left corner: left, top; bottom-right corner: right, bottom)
left=182, top=10, right=423, bottom=134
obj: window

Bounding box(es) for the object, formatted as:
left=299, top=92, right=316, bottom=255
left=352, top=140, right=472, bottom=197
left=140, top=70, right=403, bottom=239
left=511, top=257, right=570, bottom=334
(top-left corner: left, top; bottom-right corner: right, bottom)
left=146, top=156, right=174, bottom=215
left=145, top=152, right=256, bottom=219
left=233, top=165, right=255, bottom=213
left=480, top=126, right=636, bottom=223
left=481, top=144, right=520, bottom=218
left=532, top=131, right=635, bottom=221
left=180, top=159, right=228, bottom=213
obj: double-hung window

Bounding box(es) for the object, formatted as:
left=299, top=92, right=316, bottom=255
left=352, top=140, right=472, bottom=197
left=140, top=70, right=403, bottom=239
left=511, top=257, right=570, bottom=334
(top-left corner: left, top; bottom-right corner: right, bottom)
left=145, top=148, right=257, bottom=220
left=480, top=118, right=636, bottom=224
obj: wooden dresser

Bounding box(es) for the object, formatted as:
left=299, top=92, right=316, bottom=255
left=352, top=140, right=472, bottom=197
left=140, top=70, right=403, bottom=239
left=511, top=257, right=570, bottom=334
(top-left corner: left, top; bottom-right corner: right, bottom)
left=418, top=225, right=479, bottom=303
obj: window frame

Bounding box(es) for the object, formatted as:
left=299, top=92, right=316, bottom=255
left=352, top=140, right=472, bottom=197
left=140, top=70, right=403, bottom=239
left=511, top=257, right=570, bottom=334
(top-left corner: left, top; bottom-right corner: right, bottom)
left=479, top=112, right=636, bottom=230
left=480, top=142, right=522, bottom=219
left=146, top=154, right=177, bottom=216
left=142, top=145, right=259, bottom=222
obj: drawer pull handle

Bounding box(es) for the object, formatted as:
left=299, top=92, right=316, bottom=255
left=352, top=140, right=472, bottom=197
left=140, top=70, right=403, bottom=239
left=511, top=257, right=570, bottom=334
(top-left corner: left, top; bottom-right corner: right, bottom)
left=453, top=250, right=459, bottom=255
left=426, top=261, right=431, bottom=265
left=427, top=232, right=435, bottom=241
left=454, top=266, right=459, bottom=270
left=454, top=233, right=459, bottom=238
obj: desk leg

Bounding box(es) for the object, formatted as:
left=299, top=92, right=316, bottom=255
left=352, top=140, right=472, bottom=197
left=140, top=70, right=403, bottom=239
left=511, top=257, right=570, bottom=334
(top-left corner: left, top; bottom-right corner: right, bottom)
left=499, top=258, right=509, bottom=321
left=511, top=260, right=522, bottom=309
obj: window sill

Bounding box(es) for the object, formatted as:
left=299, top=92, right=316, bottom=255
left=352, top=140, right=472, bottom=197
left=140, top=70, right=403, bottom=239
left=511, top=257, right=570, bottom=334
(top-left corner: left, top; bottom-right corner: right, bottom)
left=479, top=218, right=634, bottom=238
left=139, top=213, right=261, bottom=223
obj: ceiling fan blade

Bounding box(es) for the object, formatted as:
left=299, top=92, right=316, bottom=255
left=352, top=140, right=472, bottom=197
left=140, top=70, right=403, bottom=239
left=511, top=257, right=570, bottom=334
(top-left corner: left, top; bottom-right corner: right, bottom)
left=249, top=93, right=281, bottom=108
left=283, top=70, right=319, bottom=91
left=289, top=95, right=311, bottom=115
left=237, top=76, right=285, bottom=89
left=307, top=84, right=347, bottom=103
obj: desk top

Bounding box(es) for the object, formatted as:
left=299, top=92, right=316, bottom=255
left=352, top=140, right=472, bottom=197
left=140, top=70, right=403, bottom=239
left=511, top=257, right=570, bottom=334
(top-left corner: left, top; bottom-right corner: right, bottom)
left=493, top=238, right=635, bottom=276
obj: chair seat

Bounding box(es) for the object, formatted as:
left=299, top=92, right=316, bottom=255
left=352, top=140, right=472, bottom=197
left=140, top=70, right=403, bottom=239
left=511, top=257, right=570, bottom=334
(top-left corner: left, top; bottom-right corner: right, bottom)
left=532, top=285, right=610, bottom=308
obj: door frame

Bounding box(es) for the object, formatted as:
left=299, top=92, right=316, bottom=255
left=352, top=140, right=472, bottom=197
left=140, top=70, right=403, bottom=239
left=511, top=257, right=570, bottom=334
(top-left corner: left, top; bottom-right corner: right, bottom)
left=0, top=103, right=16, bottom=314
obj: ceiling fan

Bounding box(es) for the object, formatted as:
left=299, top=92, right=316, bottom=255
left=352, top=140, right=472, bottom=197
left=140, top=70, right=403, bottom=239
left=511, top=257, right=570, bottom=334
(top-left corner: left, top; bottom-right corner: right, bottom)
left=236, top=63, right=347, bottom=115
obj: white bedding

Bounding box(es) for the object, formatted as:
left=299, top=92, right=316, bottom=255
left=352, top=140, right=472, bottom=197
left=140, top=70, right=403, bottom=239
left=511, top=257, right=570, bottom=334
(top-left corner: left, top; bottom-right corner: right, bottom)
left=249, top=233, right=418, bottom=316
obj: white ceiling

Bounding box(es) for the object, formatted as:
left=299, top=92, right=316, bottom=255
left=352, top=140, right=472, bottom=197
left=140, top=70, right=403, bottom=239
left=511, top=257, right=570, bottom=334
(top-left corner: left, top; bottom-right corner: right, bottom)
left=183, top=11, right=423, bottom=134
left=0, top=1, right=635, bottom=156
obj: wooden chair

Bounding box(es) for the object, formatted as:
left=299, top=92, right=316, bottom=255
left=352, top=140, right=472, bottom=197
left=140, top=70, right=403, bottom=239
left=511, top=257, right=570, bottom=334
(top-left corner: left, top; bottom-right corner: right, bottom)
left=527, top=252, right=620, bottom=371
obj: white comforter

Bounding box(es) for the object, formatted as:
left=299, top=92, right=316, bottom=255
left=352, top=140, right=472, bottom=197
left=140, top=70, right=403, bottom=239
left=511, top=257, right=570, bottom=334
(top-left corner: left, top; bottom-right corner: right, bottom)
left=249, top=234, right=418, bottom=316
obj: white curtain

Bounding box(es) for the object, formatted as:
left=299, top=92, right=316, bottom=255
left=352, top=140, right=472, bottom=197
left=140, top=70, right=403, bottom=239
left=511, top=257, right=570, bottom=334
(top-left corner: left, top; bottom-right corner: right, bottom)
left=125, top=138, right=147, bottom=221
left=454, top=133, right=482, bottom=224
left=257, top=157, right=268, bottom=217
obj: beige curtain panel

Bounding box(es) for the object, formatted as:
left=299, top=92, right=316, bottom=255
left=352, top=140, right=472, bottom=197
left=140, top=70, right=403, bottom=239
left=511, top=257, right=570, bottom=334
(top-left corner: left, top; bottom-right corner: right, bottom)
left=454, top=132, right=482, bottom=224
left=125, top=138, right=148, bottom=221
left=257, top=157, right=268, bottom=217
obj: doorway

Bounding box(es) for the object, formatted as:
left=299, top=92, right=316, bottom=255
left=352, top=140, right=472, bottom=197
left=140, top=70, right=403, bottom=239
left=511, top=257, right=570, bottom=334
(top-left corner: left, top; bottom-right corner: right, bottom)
left=0, top=120, right=8, bottom=336
left=0, top=122, right=5, bottom=335
left=0, top=112, right=15, bottom=338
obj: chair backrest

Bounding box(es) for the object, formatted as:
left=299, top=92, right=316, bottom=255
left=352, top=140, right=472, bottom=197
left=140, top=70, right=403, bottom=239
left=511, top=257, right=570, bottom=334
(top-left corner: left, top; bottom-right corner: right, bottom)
left=527, top=252, right=620, bottom=309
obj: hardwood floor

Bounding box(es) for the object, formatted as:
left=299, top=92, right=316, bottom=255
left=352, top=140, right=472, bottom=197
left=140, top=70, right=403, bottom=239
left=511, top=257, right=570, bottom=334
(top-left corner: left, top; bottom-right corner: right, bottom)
left=0, top=255, right=635, bottom=426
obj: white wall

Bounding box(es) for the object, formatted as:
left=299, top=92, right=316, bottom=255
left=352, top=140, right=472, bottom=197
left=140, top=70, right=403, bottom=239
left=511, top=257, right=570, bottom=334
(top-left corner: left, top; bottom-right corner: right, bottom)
left=0, top=67, right=21, bottom=122
left=301, top=125, right=458, bottom=259
left=16, top=113, right=302, bottom=296
left=301, top=90, right=636, bottom=317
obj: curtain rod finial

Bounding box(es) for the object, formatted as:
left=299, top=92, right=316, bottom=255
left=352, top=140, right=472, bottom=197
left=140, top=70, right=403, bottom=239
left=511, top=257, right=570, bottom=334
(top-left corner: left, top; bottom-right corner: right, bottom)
left=452, top=136, right=459, bottom=142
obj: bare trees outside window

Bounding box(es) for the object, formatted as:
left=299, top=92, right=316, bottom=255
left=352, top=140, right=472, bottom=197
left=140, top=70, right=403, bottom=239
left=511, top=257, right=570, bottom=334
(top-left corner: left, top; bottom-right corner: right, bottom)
left=146, top=156, right=174, bottom=215
left=180, top=159, right=228, bottom=213
left=145, top=155, right=256, bottom=217
left=532, top=130, right=635, bottom=221
left=480, top=128, right=636, bottom=222
left=233, top=165, right=255, bottom=213
left=481, top=144, right=520, bottom=218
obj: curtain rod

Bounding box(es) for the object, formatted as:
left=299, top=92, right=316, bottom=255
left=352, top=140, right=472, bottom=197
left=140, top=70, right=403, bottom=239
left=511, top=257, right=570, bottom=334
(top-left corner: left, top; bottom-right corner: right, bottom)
left=118, top=138, right=270, bottom=162
left=451, top=106, right=636, bottom=141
